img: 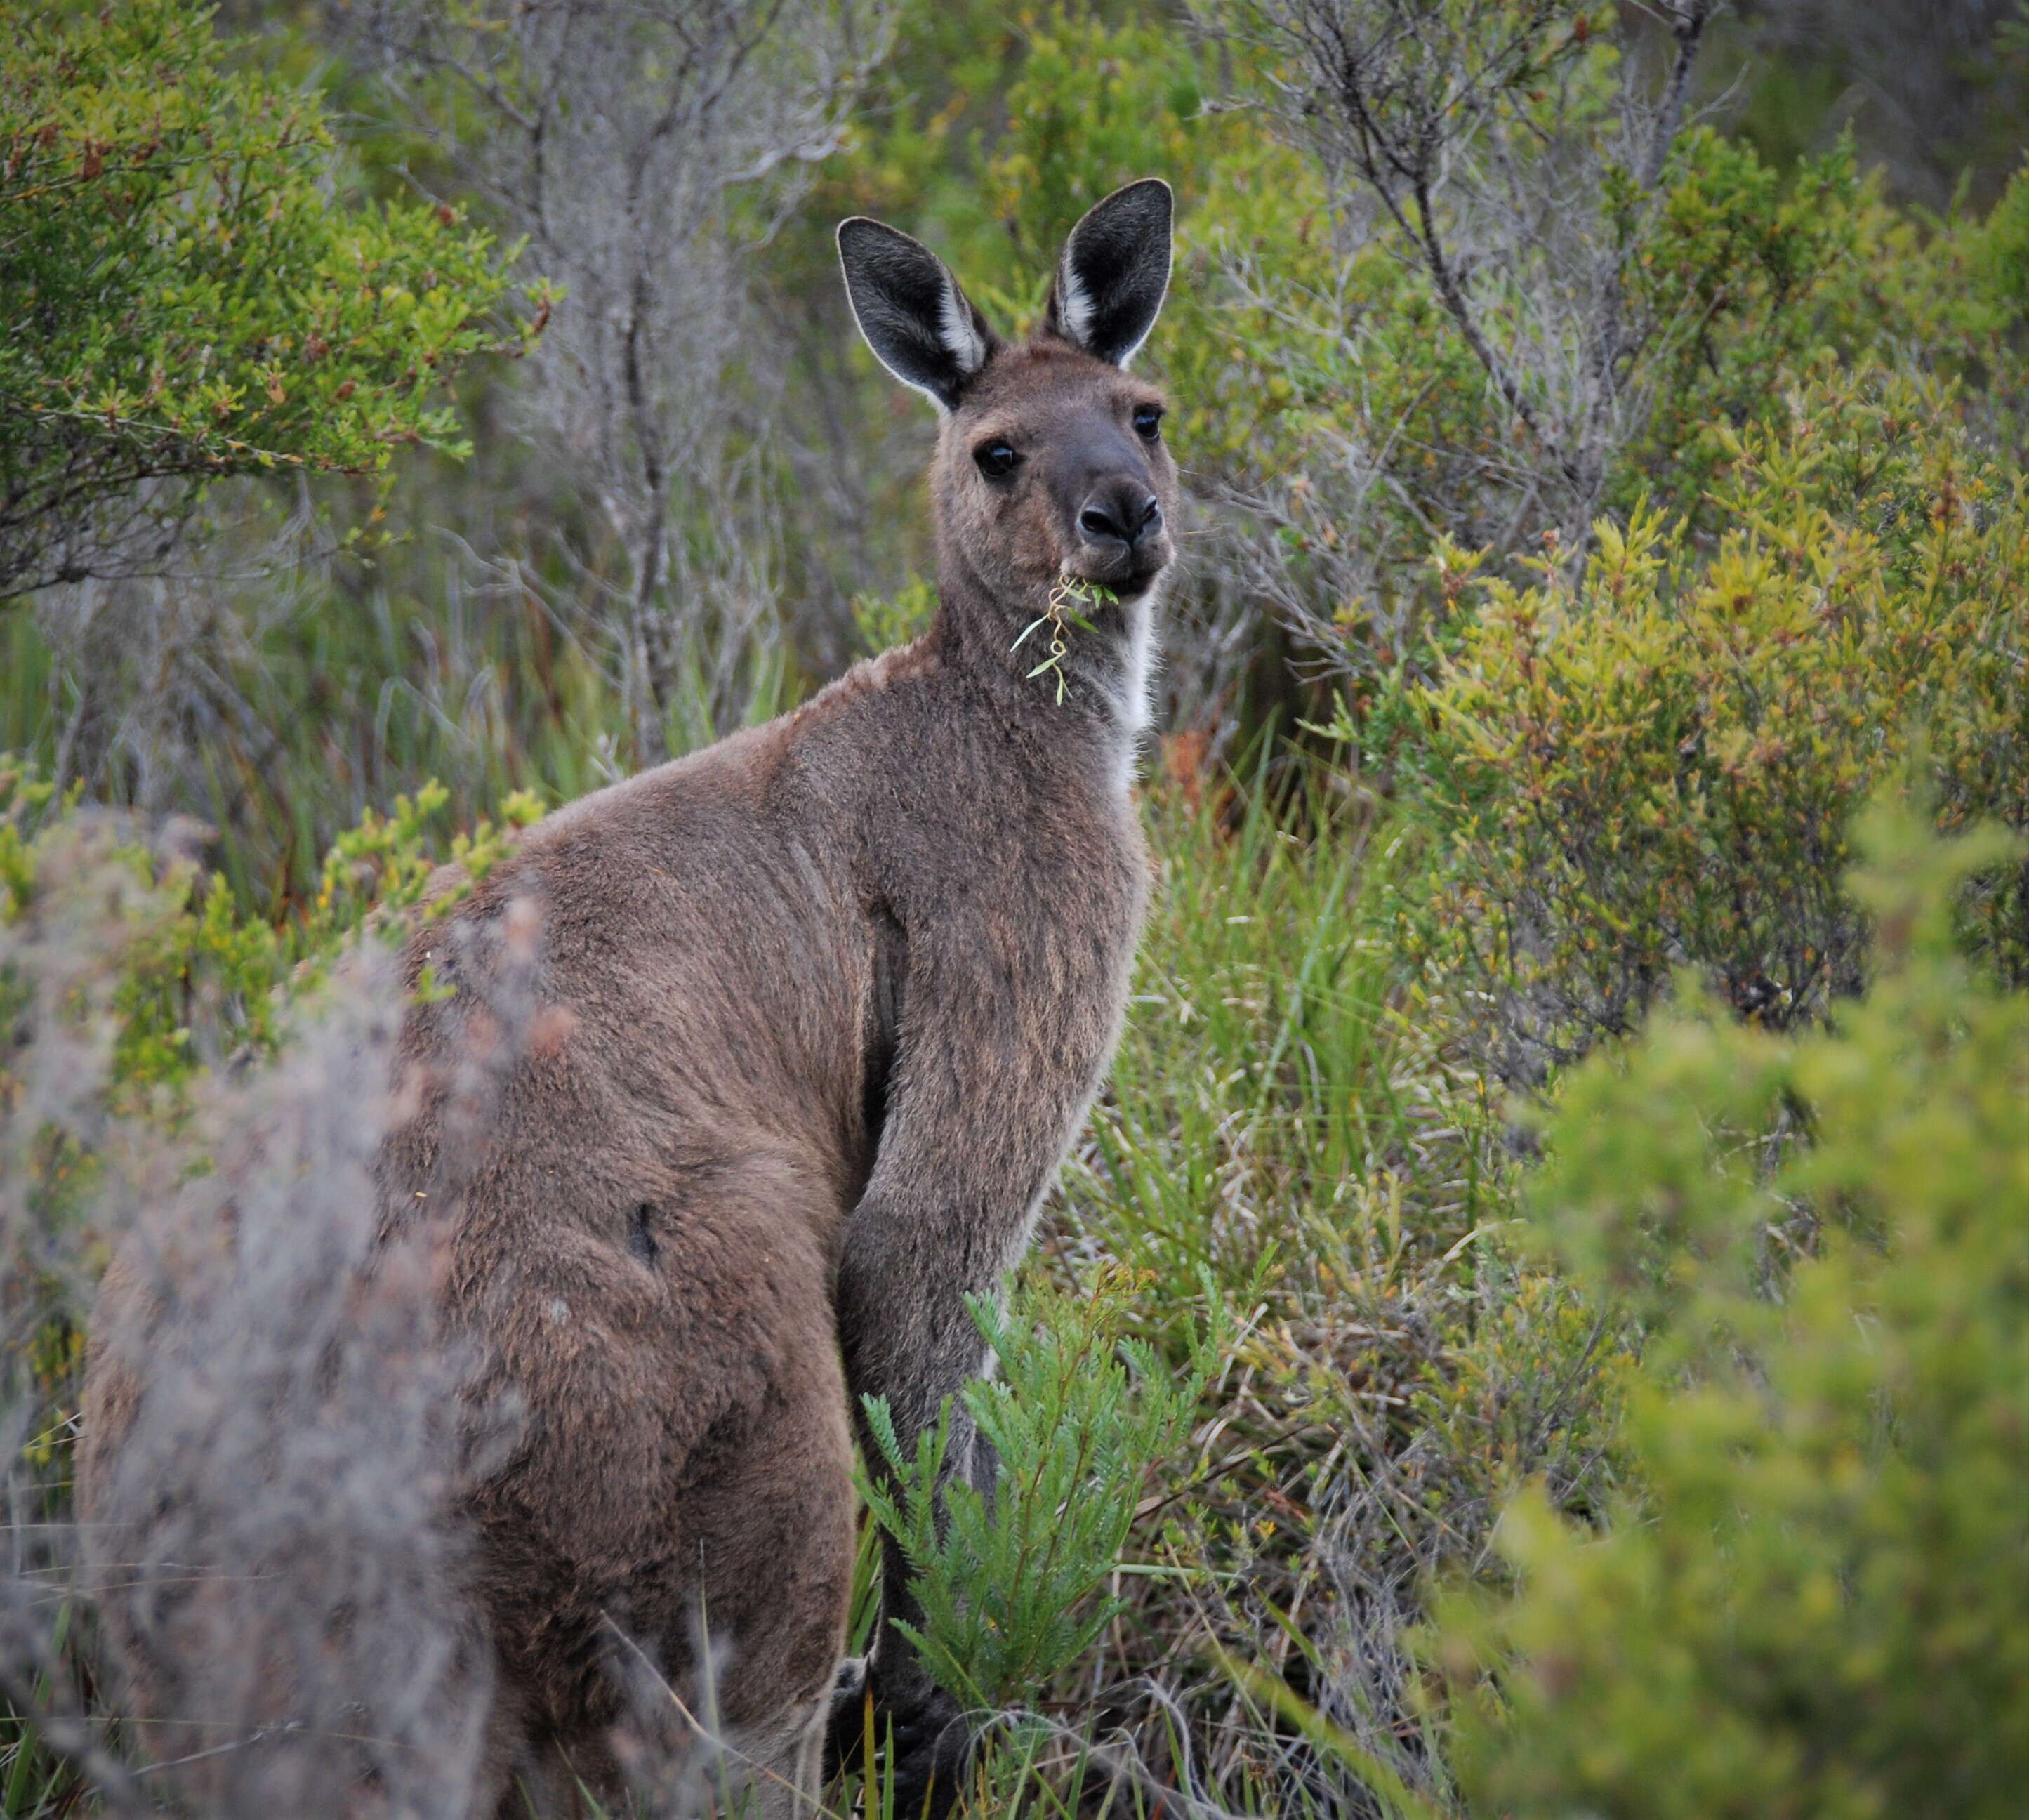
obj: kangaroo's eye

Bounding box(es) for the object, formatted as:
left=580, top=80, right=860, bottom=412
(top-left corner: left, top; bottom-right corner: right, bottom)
left=974, top=440, right=1019, bottom=479
left=1132, top=405, right=1164, bottom=443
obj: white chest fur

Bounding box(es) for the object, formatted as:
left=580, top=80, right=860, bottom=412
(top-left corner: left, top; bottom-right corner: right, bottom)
left=1097, top=584, right=1161, bottom=794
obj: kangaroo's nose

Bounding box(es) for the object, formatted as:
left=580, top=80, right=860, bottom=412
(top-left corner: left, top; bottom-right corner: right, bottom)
left=1078, top=486, right=1162, bottom=550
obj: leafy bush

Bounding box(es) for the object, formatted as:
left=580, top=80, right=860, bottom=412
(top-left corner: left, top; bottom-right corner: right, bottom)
left=1196, top=4, right=2023, bottom=701
left=1609, top=136, right=2023, bottom=526
left=1, top=762, right=542, bottom=1110
left=1396, top=361, right=2027, bottom=1076
left=859, top=1274, right=1224, bottom=1713
left=0, top=0, right=547, bottom=597
left=1971, top=158, right=2029, bottom=327
left=1427, top=796, right=2029, bottom=1818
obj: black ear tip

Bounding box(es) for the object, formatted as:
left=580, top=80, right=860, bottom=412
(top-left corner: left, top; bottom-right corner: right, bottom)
left=838, top=216, right=931, bottom=261
left=1103, top=177, right=1173, bottom=228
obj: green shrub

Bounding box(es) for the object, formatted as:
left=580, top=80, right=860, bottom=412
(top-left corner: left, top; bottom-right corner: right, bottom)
left=850, top=575, right=938, bottom=656
left=1397, top=361, right=2026, bottom=1075
left=1611, top=137, right=2023, bottom=527
left=1170, top=24, right=2023, bottom=704
left=1426, top=796, right=2029, bottom=1819
left=1971, top=159, right=2029, bottom=329
left=0, top=0, right=548, bottom=597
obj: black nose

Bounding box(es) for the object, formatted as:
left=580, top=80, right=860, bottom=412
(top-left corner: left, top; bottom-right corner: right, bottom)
left=1078, top=486, right=1162, bottom=550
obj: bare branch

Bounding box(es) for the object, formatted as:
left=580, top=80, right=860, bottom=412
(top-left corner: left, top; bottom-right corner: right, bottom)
left=332, top=0, right=899, bottom=756
left=1208, top=0, right=1726, bottom=683
left=1644, top=0, right=1718, bottom=187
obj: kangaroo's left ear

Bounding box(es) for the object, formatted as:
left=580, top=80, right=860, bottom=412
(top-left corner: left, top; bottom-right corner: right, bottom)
left=1040, top=178, right=1174, bottom=369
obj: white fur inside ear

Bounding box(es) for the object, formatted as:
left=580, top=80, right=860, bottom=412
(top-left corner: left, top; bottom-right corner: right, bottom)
left=1057, top=255, right=1095, bottom=350
left=939, top=274, right=986, bottom=377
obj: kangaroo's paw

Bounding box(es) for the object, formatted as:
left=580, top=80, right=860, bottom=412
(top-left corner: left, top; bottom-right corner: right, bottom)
left=821, top=1658, right=970, bottom=1817
left=821, top=1656, right=870, bottom=1783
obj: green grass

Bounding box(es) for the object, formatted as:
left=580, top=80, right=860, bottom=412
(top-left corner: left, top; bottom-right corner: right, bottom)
left=1001, top=770, right=1520, bottom=1810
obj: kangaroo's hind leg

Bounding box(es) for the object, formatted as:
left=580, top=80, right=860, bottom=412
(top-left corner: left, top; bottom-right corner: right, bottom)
left=706, top=1696, right=828, bottom=1819
left=637, top=1159, right=859, bottom=1819
left=682, top=1357, right=856, bottom=1817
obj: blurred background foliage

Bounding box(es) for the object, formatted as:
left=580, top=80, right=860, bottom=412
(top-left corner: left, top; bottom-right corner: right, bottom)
left=6, top=0, right=2025, bottom=899
left=2, top=0, right=2025, bottom=1815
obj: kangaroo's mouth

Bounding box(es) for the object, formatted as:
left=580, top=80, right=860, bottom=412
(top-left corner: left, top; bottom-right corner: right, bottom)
left=1111, top=562, right=1167, bottom=600
left=1061, top=551, right=1170, bottom=602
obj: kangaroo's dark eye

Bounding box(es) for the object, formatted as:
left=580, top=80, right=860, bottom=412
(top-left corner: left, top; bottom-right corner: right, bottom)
left=1132, top=404, right=1164, bottom=443
left=974, top=440, right=1019, bottom=479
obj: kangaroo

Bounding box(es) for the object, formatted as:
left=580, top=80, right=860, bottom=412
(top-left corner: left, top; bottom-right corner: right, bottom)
left=79, top=177, right=1178, bottom=1819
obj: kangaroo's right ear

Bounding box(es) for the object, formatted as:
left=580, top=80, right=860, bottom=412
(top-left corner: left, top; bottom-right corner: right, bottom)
left=838, top=218, right=998, bottom=414
left=1041, top=178, right=1173, bottom=369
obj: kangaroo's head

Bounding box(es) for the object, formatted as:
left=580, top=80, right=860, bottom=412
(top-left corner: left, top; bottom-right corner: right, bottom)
left=838, top=181, right=1179, bottom=665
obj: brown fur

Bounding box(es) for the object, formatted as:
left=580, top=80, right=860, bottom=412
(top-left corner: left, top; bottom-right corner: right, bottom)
left=80, top=182, right=1180, bottom=1818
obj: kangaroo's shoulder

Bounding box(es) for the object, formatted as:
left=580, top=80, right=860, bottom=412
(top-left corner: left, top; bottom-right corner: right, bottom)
left=788, top=634, right=946, bottom=726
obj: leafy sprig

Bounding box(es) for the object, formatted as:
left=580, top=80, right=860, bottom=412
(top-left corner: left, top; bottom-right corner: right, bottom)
left=1012, top=574, right=1116, bottom=704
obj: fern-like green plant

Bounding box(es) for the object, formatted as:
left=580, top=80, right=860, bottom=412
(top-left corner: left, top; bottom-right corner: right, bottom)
left=858, top=1271, right=1224, bottom=1712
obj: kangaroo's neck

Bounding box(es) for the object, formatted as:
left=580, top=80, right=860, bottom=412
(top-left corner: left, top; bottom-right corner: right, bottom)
left=932, top=543, right=1160, bottom=787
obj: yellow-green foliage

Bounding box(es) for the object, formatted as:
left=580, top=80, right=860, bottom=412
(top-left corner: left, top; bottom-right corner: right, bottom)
left=1427, top=798, right=2029, bottom=1819
left=1166, top=95, right=2020, bottom=701
left=1971, top=159, right=2029, bottom=324
left=1403, top=1267, right=1630, bottom=1545
left=851, top=574, right=938, bottom=654
left=1406, top=362, right=2026, bottom=1069
left=1613, top=138, right=2023, bottom=522
left=0, top=762, right=543, bottom=1112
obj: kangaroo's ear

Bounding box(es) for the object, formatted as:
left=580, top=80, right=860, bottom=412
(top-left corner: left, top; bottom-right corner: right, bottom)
left=1041, top=178, right=1174, bottom=368
left=837, top=218, right=998, bottom=413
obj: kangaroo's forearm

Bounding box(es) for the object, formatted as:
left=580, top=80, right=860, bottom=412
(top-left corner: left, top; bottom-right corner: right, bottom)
left=835, top=1190, right=1014, bottom=1446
